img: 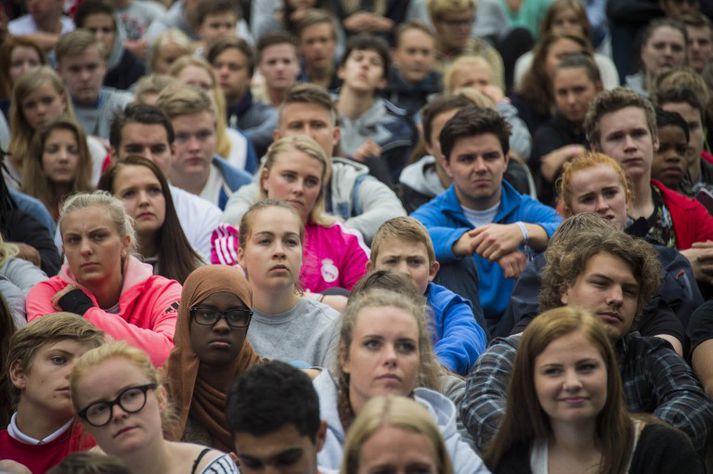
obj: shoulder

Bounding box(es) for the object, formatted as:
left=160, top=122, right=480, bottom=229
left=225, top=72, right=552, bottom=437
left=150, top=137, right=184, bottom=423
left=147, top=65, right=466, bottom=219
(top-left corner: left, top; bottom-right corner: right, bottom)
left=302, top=298, right=341, bottom=323
left=170, top=443, right=237, bottom=474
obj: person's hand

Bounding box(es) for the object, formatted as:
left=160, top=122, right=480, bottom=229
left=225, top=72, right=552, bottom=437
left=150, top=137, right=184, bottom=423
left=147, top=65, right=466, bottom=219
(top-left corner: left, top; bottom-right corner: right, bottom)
left=13, top=242, right=41, bottom=267
left=452, top=232, right=478, bottom=257
left=51, top=285, right=80, bottom=311
left=352, top=139, right=382, bottom=162
left=469, top=223, right=524, bottom=261
left=540, top=145, right=586, bottom=183
left=497, top=250, right=527, bottom=278
left=682, top=243, right=713, bottom=284
left=124, top=39, right=148, bottom=60
left=0, top=460, right=31, bottom=474
left=480, top=84, right=505, bottom=104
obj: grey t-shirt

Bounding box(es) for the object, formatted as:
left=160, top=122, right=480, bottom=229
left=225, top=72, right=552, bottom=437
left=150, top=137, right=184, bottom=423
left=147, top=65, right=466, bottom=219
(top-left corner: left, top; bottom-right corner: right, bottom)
left=248, top=298, right=340, bottom=367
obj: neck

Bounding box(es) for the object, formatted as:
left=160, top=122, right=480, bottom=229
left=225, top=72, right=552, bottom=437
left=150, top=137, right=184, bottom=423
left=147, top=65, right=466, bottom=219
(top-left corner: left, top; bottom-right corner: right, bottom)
left=170, top=169, right=209, bottom=196
left=197, top=363, right=233, bottom=392
left=628, top=176, right=654, bottom=219
left=85, top=271, right=124, bottom=309
left=122, top=437, right=173, bottom=474
left=36, top=13, right=62, bottom=34
left=14, top=405, right=71, bottom=441
left=549, top=418, right=600, bottom=458
left=137, top=232, right=157, bottom=260
left=266, top=86, right=287, bottom=108
left=457, top=185, right=500, bottom=211
left=252, top=285, right=301, bottom=315
left=306, top=64, right=333, bottom=87
left=337, top=87, right=375, bottom=121
left=689, top=157, right=702, bottom=183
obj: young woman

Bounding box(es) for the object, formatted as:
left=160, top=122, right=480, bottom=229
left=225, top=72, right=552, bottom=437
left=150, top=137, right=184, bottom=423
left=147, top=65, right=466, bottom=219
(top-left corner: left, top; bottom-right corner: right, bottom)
left=313, top=289, right=488, bottom=474
left=341, top=395, right=454, bottom=474
left=512, top=33, right=593, bottom=135
left=0, top=36, right=45, bottom=115
left=70, top=342, right=238, bottom=474
left=212, top=136, right=369, bottom=293
left=235, top=199, right=341, bottom=366
left=168, top=56, right=257, bottom=173
left=513, top=0, right=619, bottom=90
left=626, top=19, right=688, bottom=97
left=531, top=54, right=603, bottom=205
left=149, top=29, right=193, bottom=74
left=98, top=156, right=202, bottom=284
left=26, top=191, right=182, bottom=366
left=164, top=265, right=263, bottom=451
left=8, top=67, right=107, bottom=188
left=23, top=118, right=94, bottom=221
left=483, top=307, right=703, bottom=473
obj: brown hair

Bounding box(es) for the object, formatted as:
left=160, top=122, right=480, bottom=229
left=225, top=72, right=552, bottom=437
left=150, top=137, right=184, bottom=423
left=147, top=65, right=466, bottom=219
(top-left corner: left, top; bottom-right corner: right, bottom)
left=206, top=37, right=255, bottom=77
left=484, top=307, right=634, bottom=474
left=56, top=29, right=106, bottom=64
left=427, top=0, right=475, bottom=22
left=584, top=87, right=657, bottom=150
left=0, top=36, right=46, bottom=97
left=370, top=216, right=436, bottom=266
left=279, top=82, right=340, bottom=126
left=541, top=0, right=592, bottom=39
left=238, top=199, right=305, bottom=251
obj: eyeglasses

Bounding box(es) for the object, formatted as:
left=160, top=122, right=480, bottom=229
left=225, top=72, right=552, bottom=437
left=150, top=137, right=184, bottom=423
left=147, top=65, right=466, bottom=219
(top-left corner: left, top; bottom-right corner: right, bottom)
left=190, top=306, right=253, bottom=328
left=78, top=383, right=157, bottom=427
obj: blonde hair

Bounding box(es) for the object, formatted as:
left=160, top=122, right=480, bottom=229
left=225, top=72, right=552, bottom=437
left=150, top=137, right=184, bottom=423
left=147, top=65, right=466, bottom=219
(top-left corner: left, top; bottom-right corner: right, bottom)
left=0, top=233, right=18, bottom=268
left=168, top=56, right=232, bottom=159
left=155, top=82, right=215, bottom=120
left=260, top=135, right=334, bottom=226
left=56, top=29, right=107, bottom=64
left=428, top=0, right=475, bottom=21
left=444, top=55, right=493, bottom=94
left=133, top=74, right=181, bottom=105
left=149, top=29, right=193, bottom=74
left=371, top=217, right=436, bottom=266
left=9, top=66, right=74, bottom=173
left=341, top=396, right=454, bottom=474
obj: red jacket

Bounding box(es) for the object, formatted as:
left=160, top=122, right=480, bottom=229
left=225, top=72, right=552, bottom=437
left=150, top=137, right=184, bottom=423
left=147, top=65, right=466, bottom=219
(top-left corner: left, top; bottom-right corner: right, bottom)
left=654, top=180, right=713, bottom=250
left=27, top=256, right=180, bottom=366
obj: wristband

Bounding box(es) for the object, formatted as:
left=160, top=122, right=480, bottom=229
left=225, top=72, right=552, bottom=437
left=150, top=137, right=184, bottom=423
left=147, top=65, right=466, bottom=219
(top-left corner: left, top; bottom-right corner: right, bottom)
left=516, top=221, right=529, bottom=245
left=58, top=289, right=94, bottom=316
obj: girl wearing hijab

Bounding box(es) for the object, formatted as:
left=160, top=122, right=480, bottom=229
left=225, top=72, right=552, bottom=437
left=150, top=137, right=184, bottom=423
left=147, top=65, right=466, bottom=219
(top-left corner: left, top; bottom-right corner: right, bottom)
left=163, top=265, right=263, bottom=452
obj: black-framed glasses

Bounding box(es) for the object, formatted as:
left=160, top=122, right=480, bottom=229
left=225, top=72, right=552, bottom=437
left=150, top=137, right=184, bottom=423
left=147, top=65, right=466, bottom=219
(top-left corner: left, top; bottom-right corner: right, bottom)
left=190, top=306, right=253, bottom=328
left=77, top=383, right=157, bottom=427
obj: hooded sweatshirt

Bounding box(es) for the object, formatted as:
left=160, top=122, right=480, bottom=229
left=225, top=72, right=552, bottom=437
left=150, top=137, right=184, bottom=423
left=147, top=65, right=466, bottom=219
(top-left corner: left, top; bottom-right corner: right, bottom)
left=27, top=256, right=181, bottom=366
left=312, top=370, right=490, bottom=474
left=103, top=22, right=145, bottom=90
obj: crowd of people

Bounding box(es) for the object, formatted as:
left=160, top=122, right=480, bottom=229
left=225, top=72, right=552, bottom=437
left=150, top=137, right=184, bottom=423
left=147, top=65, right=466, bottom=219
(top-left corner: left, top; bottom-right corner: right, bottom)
left=2, top=0, right=713, bottom=472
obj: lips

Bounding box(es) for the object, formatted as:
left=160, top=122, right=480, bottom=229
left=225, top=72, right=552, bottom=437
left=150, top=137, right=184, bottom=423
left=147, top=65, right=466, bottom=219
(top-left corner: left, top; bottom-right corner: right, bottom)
left=269, top=264, right=289, bottom=273
left=597, top=311, right=622, bottom=325
left=208, top=339, right=232, bottom=349
left=113, top=426, right=136, bottom=438
left=81, top=262, right=99, bottom=269
left=376, top=374, right=401, bottom=383
left=136, top=212, right=155, bottom=220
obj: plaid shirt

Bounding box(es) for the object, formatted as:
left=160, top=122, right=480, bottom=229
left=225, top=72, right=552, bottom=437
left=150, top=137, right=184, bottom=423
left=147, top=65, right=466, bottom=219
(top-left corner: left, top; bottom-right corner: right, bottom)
left=461, top=332, right=713, bottom=451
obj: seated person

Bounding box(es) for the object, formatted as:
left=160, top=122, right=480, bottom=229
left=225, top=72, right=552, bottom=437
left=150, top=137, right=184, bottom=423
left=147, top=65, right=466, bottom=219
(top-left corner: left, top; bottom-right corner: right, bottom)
left=148, top=29, right=193, bottom=75
left=689, top=300, right=713, bottom=398
left=312, top=288, right=488, bottom=473
left=73, top=1, right=145, bottom=90
left=70, top=342, right=238, bottom=473
left=0, top=314, right=104, bottom=473
left=483, top=308, right=703, bottom=473
left=460, top=224, right=713, bottom=452
left=212, top=136, right=370, bottom=293
left=226, top=361, right=331, bottom=474
left=164, top=265, right=262, bottom=451
left=155, top=84, right=251, bottom=210
left=412, top=106, right=561, bottom=330
left=8, top=0, right=74, bottom=51
left=27, top=192, right=181, bottom=366
left=194, top=0, right=241, bottom=52
left=652, top=108, right=690, bottom=191
left=295, top=10, right=341, bottom=91
left=368, top=217, right=487, bottom=374
left=335, top=34, right=417, bottom=184
left=255, top=32, right=301, bottom=108
left=48, top=452, right=130, bottom=474
left=386, top=21, right=443, bottom=116
left=237, top=200, right=340, bottom=366
left=0, top=233, right=47, bottom=327
left=56, top=30, right=133, bottom=140
left=206, top=38, right=278, bottom=157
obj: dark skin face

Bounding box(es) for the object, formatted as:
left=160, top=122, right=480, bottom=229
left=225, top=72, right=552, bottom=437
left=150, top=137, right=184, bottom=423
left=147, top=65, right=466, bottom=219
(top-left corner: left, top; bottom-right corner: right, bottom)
left=189, top=291, right=250, bottom=369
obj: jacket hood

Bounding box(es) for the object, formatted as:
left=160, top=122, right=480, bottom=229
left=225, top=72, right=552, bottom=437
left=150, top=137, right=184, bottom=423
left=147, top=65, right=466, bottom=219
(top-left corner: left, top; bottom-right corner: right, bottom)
left=106, top=21, right=128, bottom=70
left=414, top=387, right=459, bottom=439
left=399, top=155, right=445, bottom=197
left=59, top=255, right=154, bottom=295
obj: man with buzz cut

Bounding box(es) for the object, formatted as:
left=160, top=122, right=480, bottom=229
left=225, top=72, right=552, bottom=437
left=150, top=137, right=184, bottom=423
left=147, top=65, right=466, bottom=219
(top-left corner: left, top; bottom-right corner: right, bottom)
left=460, top=213, right=713, bottom=453
left=412, top=105, right=561, bottom=333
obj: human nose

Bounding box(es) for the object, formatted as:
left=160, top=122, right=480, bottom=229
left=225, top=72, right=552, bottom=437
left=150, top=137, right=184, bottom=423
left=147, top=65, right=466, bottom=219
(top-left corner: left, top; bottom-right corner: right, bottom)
left=474, top=157, right=487, bottom=173
left=79, top=237, right=93, bottom=256
left=594, top=194, right=610, bottom=212
left=563, top=368, right=583, bottom=391
left=110, top=401, right=129, bottom=423
left=606, top=285, right=624, bottom=306
left=623, top=134, right=638, bottom=151
left=382, top=344, right=398, bottom=365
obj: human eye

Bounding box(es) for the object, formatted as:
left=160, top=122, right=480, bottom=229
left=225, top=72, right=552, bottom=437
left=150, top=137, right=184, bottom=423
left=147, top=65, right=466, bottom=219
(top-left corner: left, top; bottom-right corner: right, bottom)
left=281, top=171, right=297, bottom=181
left=603, top=188, right=619, bottom=198
left=121, top=189, right=136, bottom=199
left=623, top=285, right=639, bottom=297
left=287, top=121, right=303, bottom=130
left=543, top=366, right=562, bottom=376
left=68, top=145, right=79, bottom=155
left=148, top=186, right=162, bottom=195
left=64, top=235, right=81, bottom=246
left=275, top=450, right=302, bottom=466
left=395, top=340, right=417, bottom=354
left=121, top=387, right=142, bottom=404
left=150, top=145, right=167, bottom=154
left=238, top=456, right=262, bottom=469
left=407, top=257, right=425, bottom=267
left=285, top=236, right=300, bottom=247
left=50, top=355, right=67, bottom=365
left=125, top=144, right=143, bottom=154
left=311, top=121, right=327, bottom=129
left=484, top=152, right=500, bottom=161
left=305, top=177, right=320, bottom=187
left=197, top=130, right=213, bottom=141
left=363, top=338, right=381, bottom=350
left=92, top=231, right=109, bottom=242
left=175, top=132, right=190, bottom=143
left=577, top=361, right=598, bottom=372
left=45, top=144, right=60, bottom=153
left=457, top=155, right=474, bottom=164
left=382, top=257, right=398, bottom=266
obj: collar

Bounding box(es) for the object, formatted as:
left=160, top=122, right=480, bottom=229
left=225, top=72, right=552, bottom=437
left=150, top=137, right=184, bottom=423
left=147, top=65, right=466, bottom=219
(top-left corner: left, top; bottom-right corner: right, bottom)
left=8, top=413, right=74, bottom=445
left=441, top=180, right=521, bottom=222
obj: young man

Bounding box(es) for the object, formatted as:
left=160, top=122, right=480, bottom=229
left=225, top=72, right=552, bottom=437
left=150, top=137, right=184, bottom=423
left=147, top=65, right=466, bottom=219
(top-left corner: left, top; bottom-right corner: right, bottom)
left=656, top=86, right=713, bottom=195
left=412, top=105, right=561, bottom=329
left=222, top=83, right=406, bottom=242
left=460, top=215, right=713, bottom=452
left=653, top=107, right=690, bottom=190
left=109, top=102, right=222, bottom=260
left=8, top=0, right=74, bottom=51
left=56, top=29, right=133, bottom=140
left=226, top=360, right=331, bottom=474
left=368, top=216, right=487, bottom=375
left=155, top=84, right=250, bottom=210
left=584, top=87, right=713, bottom=282
left=427, top=0, right=504, bottom=89
left=335, top=34, right=417, bottom=183
left=682, top=13, right=713, bottom=74
left=207, top=37, right=278, bottom=157
left=386, top=21, right=442, bottom=115
left=0, top=314, right=105, bottom=473
left=73, top=0, right=145, bottom=90
left=295, top=10, right=340, bottom=91
left=256, top=31, right=301, bottom=108
left=195, top=0, right=239, bottom=49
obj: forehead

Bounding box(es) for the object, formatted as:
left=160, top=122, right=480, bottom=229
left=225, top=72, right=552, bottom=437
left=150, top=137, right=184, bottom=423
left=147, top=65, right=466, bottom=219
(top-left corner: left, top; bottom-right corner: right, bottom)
left=661, top=101, right=700, bottom=121
left=121, top=122, right=169, bottom=144
left=554, top=67, right=591, bottom=85
left=234, top=424, right=314, bottom=456
left=62, top=206, right=116, bottom=232
left=178, top=65, right=213, bottom=82
left=376, top=236, right=430, bottom=258
left=397, top=28, right=435, bottom=47
left=452, top=133, right=504, bottom=154
left=648, top=26, right=685, bottom=44
left=658, top=125, right=688, bottom=141
left=215, top=47, right=247, bottom=64
left=570, top=164, right=624, bottom=188
left=250, top=207, right=301, bottom=233
left=353, top=305, right=419, bottom=335
left=580, top=251, right=636, bottom=281
left=270, top=150, right=323, bottom=171
left=12, top=45, right=41, bottom=59
left=62, top=46, right=104, bottom=64
left=261, top=43, right=298, bottom=59
left=280, top=102, right=333, bottom=123
left=346, top=48, right=383, bottom=64
left=83, top=12, right=114, bottom=25
left=115, top=164, right=160, bottom=184
left=26, top=81, right=60, bottom=98
left=301, top=22, right=335, bottom=39
left=172, top=111, right=214, bottom=129
left=550, top=38, right=583, bottom=55
left=599, top=106, right=649, bottom=134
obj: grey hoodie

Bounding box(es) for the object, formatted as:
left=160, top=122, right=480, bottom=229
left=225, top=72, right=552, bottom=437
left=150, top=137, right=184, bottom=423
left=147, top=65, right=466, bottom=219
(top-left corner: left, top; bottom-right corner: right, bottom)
left=312, top=370, right=490, bottom=474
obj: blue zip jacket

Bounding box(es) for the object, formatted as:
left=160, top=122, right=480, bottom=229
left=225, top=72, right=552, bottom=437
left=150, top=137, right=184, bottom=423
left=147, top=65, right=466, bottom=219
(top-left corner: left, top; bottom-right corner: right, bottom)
left=213, top=156, right=252, bottom=210
left=412, top=181, right=561, bottom=322
left=426, top=282, right=487, bottom=375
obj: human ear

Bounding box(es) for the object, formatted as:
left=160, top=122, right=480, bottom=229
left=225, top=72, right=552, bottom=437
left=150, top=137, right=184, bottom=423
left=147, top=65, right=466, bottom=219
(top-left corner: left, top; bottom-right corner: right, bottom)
left=428, top=260, right=440, bottom=282
left=9, top=360, right=27, bottom=390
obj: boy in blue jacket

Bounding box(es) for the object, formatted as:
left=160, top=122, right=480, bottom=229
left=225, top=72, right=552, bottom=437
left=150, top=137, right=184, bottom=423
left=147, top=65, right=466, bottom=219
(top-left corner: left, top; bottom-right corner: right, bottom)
left=368, top=216, right=487, bottom=375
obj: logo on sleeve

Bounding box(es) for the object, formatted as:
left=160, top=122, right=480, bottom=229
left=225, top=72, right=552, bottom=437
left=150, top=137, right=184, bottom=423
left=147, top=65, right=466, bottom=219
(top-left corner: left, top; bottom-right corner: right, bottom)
left=320, top=259, right=339, bottom=283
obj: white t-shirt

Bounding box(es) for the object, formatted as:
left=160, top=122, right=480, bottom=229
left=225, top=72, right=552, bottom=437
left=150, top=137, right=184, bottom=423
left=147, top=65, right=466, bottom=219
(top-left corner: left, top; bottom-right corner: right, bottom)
left=462, top=202, right=499, bottom=228
left=198, top=164, right=225, bottom=209
left=8, top=15, right=75, bottom=35
left=170, top=185, right=221, bottom=261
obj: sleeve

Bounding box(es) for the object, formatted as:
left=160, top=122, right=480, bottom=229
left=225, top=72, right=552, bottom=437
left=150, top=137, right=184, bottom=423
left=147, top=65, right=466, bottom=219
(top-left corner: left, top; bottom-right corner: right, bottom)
left=530, top=123, right=565, bottom=177
left=411, top=206, right=470, bottom=263
left=645, top=342, right=713, bottom=451
left=503, top=259, right=542, bottom=335
left=83, top=281, right=180, bottom=367
left=606, top=0, right=662, bottom=22
left=0, top=276, right=28, bottom=328
left=345, top=176, right=406, bottom=242
left=520, top=198, right=562, bottom=237
left=460, top=337, right=518, bottom=452
left=4, top=210, right=61, bottom=276
left=337, top=226, right=370, bottom=291
left=221, top=182, right=260, bottom=225
left=687, top=300, right=713, bottom=351
left=636, top=298, right=684, bottom=343
left=3, top=258, right=47, bottom=293
left=433, top=297, right=487, bottom=375
left=26, top=279, right=69, bottom=321
left=691, top=199, right=713, bottom=243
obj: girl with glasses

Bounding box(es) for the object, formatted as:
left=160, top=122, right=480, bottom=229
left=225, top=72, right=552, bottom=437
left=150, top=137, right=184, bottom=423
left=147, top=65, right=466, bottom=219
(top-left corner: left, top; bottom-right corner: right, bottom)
left=163, top=265, right=263, bottom=451
left=71, top=342, right=238, bottom=474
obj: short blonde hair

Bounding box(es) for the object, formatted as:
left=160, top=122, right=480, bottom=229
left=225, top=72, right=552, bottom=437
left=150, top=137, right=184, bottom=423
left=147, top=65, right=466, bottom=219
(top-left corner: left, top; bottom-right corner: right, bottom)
left=370, top=217, right=435, bottom=266
left=342, top=396, right=454, bottom=474
left=443, top=55, right=493, bottom=94
left=155, top=82, right=215, bottom=120
left=428, top=0, right=475, bottom=21
left=56, top=29, right=106, bottom=64
left=133, top=74, right=181, bottom=105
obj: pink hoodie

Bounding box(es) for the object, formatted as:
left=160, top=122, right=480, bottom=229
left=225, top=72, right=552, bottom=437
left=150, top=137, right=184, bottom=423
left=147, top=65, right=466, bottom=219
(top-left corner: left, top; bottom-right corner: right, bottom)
left=27, top=256, right=181, bottom=366
left=212, top=222, right=370, bottom=293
